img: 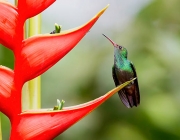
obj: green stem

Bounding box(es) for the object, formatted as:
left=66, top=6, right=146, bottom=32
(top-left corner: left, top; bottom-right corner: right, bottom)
left=14, top=0, right=17, bottom=6
left=22, top=15, right=41, bottom=110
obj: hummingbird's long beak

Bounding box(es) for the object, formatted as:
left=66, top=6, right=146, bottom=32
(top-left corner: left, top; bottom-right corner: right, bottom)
left=102, top=34, right=117, bottom=46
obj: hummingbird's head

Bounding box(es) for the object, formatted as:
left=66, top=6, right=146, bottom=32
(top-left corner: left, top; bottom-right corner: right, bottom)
left=102, top=34, right=127, bottom=58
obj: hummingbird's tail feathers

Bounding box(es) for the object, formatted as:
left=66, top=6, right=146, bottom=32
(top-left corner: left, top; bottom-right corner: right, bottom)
left=129, top=78, right=140, bottom=107
left=133, top=81, right=140, bottom=106
left=118, top=89, right=139, bottom=108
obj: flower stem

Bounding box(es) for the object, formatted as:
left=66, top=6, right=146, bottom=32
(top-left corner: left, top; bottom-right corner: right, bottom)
left=14, top=0, right=17, bottom=6
left=22, top=15, right=41, bottom=110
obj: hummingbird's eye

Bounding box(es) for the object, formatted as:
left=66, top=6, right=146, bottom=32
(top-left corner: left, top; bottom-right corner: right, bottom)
left=118, top=45, right=122, bottom=50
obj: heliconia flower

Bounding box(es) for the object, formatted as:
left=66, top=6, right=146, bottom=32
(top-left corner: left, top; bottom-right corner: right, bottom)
left=0, top=66, right=14, bottom=118
left=10, top=79, right=135, bottom=140
left=0, top=2, right=18, bottom=50
left=17, top=0, right=56, bottom=20
left=20, top=6, right=108, bottom=82
left=0, top=0, right=134, bottom=139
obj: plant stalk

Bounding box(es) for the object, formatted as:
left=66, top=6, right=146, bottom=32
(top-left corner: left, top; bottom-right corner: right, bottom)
left=22, top=15, right=41, bottom=110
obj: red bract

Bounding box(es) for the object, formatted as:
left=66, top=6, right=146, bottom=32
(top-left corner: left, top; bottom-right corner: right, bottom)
left=21, top=8, right=107, bottom=82
left=0, top=0, right=132, bottom=139
left=10, top=80, right=133, bottom=139
left=0, top=66, right=14, bottom=118
left=18, top=0, right=56, bottom=20
left=0, top=2, right=18, bottom=50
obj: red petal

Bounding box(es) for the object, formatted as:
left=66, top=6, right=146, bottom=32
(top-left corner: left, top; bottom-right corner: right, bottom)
left=18, top=0, right=55, bottom=20
left=11, top=80, right=132, bottom=140
left=0, top=2, right=18, bottom=50
left=0, top=66, right=14, bottom=117
left=20, top=5, right=109, bottom=82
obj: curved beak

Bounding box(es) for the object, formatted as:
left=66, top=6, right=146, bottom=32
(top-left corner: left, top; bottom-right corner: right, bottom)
left=102, top=34, right=117, bottom=46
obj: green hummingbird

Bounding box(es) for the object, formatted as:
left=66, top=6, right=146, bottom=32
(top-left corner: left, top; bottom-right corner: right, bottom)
left=103, top=34, right=140, bottom=108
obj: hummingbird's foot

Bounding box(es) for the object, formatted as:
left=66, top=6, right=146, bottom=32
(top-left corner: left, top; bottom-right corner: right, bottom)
left=53, top=99, right=65, bottom=110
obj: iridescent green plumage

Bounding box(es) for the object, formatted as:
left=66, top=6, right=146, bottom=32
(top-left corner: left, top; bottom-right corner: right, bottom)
left=103, top=34, right=140, bottom=108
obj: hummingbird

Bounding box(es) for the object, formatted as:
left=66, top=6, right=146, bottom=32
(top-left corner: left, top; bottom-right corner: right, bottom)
left=102, top=34, right=140, bottom=108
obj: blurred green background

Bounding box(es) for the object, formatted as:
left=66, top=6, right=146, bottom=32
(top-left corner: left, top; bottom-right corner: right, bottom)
left=1, top=0, right=180, bottom=139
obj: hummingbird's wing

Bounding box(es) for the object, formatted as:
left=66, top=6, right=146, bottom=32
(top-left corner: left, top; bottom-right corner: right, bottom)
left=112, top=65, right=119, bottom=86
left=112, top=65, right=131, bottom=108
left=130, top=62, right=140, bottom=106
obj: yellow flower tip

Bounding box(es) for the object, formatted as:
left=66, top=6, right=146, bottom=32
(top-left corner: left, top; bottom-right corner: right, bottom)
left=97, top=4, right=109, bottom=17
